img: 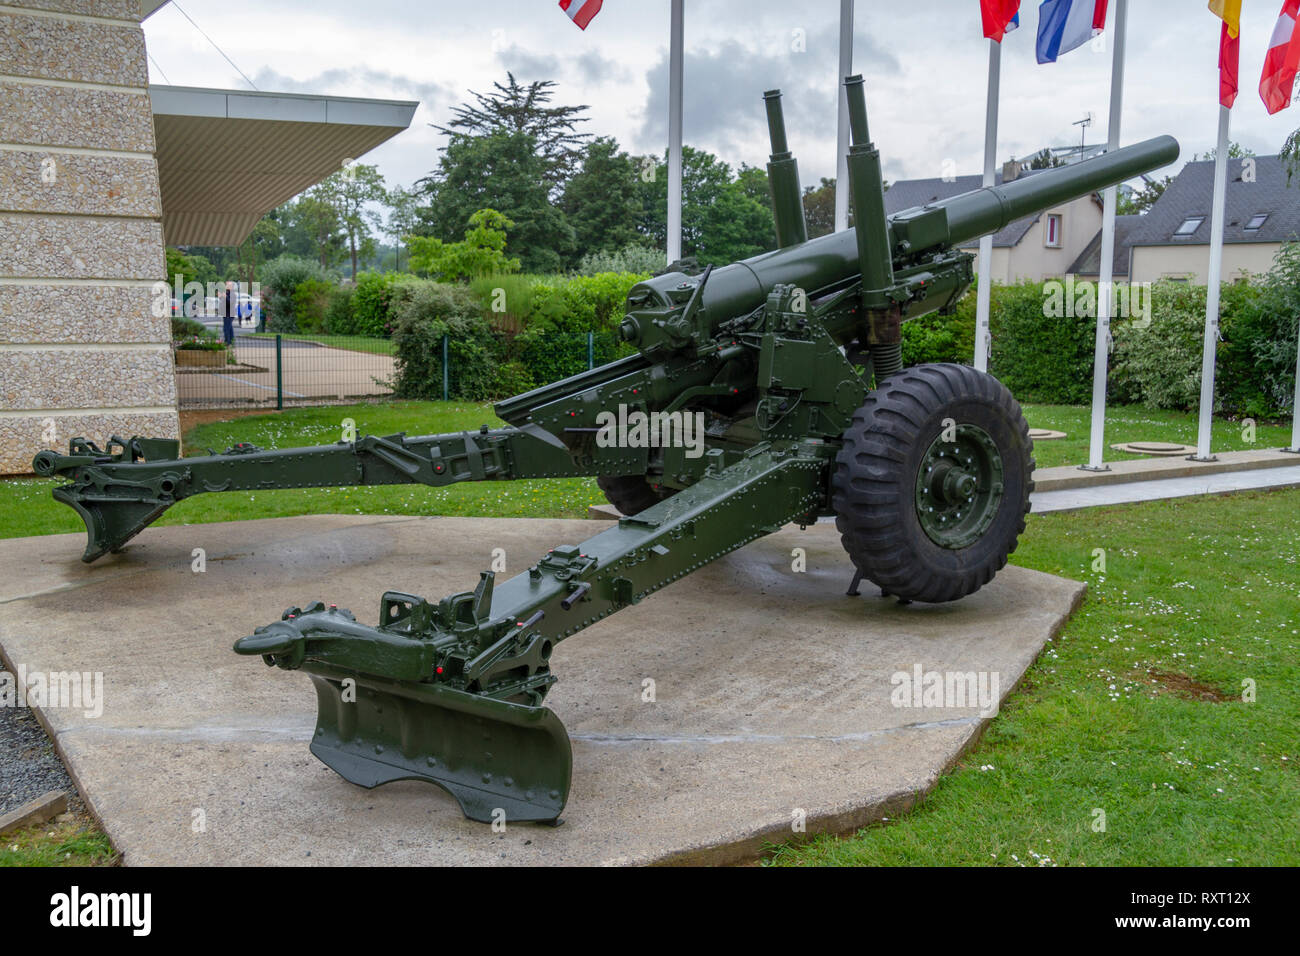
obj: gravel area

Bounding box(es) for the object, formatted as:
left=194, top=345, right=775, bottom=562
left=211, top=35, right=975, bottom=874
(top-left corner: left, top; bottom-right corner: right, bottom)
left=0, top=703, right=84, bottom=817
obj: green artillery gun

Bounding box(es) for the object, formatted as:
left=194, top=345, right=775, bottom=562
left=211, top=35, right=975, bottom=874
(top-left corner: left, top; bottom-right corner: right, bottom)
left=35, top=78, right=1178, bottom=824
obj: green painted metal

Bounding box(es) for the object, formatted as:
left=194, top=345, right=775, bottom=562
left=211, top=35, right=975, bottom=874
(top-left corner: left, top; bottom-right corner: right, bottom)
left=35, top=81, right=1180, bottom=824
left=275, top=333, right=283, bottom=411
left=442, top=333, right=450, bottom=401
left=764, top=90, right=807, bottom=249
left=913, top=424, right=1006, bottom=550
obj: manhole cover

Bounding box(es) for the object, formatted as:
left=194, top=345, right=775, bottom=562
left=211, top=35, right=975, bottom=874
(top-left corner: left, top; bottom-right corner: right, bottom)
left=1110, top=441, right=1197, bottom=456
left=1028, top=429, right=1067, bottom=440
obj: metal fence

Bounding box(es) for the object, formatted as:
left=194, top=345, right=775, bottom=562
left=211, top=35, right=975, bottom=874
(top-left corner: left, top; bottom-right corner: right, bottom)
left=175, top=332, right=395, bottom=409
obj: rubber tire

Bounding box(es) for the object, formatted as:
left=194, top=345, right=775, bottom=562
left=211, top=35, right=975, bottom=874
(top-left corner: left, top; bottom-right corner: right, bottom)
left=831, top=362, right=1034, bottom=604
left=596, top=474, right=672, bottom=516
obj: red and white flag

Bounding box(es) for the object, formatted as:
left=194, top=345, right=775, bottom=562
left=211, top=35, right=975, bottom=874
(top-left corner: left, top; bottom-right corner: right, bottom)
left=1260, top=0, right=1300, bottom=113
left=558, top=0, right=603, bottom=31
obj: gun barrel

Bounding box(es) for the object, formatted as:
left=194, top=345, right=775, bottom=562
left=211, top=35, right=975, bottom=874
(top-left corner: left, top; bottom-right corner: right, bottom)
left=627, top=135, right=1179, bottom=333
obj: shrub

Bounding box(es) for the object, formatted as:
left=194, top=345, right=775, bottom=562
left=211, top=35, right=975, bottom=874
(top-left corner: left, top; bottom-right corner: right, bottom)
left=576, top=243, right=665, bottom=276
left=351, top=271, right=399, bottom=337
left=390, top=280, right=501, bottom=401
left=324, top=284, right=356, bottom=335
left=1219, top=245, right=1298, bottom=418
left=170, top=316, right=209, bottom=342
left=291, top=278, right=332, bottom=333
left=261, top=256, right=328, bottom=331
left=524, top=272, right=650, bottom=334
left=469, top=273, right=535, bottom=334
left=902, top=296, right=976, bottom=367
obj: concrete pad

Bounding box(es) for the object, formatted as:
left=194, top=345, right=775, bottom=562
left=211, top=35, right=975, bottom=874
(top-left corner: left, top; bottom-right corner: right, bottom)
left=1032, top=447, right=1300, bottom=492
left=0, top=515, right=1083, bottom=866
left=1032, top=463, right=1300, bottom=513
left=1028, top=428, right=1067, bottom=440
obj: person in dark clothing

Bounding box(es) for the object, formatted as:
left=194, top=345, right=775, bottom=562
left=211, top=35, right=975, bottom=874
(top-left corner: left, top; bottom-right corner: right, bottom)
left=222, top=281, right=236, bottom=345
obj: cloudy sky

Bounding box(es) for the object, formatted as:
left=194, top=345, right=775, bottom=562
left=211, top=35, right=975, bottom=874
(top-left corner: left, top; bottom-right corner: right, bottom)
left=143, top=1, right=1300, bottom=193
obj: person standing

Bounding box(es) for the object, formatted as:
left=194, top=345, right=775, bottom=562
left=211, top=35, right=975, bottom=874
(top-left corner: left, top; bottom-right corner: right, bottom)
left=222, top=281, right=236, bottom=345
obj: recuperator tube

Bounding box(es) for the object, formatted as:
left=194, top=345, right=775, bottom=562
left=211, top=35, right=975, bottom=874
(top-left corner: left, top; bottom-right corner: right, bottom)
left=844, top=74, right=893, bottom=304
left=764, top=89, right=808, bottom=249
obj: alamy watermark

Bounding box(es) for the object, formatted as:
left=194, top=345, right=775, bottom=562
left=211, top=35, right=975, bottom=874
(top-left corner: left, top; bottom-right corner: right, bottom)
left=1, top=665, right=103, bottom=718
left=595, top=404, right=706, bottom=459
left=890, top=664, right=1001, bottom=718
left=1043, top=276, right=1151, bottom=327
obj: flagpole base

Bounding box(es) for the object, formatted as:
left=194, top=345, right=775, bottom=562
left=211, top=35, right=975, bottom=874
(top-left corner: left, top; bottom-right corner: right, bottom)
left=1280, top=447, right=1300, bottom=455
left=1078, top=464, right=1111, bottom=473
left=1185, top=454, right=1218, bottom=463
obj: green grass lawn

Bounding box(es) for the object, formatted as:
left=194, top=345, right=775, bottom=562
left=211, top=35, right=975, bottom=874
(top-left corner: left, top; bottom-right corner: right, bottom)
left=768, top=486, right=1300, bottom=866
left=1021, top=403, right=1292, bottom=469
left=244, top=333, right=396, bottom=356
left=2, top=399, right=1296, bottom=866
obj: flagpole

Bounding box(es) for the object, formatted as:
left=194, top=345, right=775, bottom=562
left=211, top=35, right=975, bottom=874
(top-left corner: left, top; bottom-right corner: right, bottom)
left=1286, top=313, right=1300, bottom=453
left=1083, top=0, right=1128, bottom=472
left=666, top=0, right=684, bottom=265
left=835, top=0, right=854, bottom=233
left=974, top=38, right=1001, bottom=373
left=1193, top=104, right=1232, bottom=461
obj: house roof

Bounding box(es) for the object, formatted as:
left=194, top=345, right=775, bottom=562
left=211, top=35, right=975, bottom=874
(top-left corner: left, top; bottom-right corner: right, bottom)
left=1125, top=154, right=1300, bottom=248
left=884, top=167, right=1090, bottom=248
left=1066, top=214, right=1144, bottom=276
left=150, top=85, right=417, bottom=246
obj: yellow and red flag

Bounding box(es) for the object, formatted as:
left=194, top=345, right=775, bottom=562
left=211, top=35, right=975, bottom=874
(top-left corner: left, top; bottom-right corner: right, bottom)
left=1209, top=0, right=1241, bottom=108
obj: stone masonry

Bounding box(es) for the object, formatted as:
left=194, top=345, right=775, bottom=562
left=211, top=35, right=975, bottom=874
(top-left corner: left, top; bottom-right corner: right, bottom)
left=0, top=0, right=177, bottom=475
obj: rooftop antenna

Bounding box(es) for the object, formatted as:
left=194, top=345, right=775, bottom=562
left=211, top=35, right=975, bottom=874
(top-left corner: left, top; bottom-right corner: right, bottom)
left=1072, top=113, right=1094, bottom=160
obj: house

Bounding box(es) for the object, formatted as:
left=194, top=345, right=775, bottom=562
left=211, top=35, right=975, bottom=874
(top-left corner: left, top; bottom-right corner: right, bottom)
left=884, top=158, right=1103, bottom=283
left=1070, top=154, right=1300, bottom=283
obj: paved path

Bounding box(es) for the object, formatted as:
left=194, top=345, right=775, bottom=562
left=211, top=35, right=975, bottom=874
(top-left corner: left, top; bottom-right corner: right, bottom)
left=0, top=516, right=1082, bottom=866
left=175, top=337, right=395, bottom=407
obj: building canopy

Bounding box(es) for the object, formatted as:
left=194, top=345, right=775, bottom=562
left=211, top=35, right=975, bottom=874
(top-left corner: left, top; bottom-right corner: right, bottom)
left=150, top=85, right=417, bottom=247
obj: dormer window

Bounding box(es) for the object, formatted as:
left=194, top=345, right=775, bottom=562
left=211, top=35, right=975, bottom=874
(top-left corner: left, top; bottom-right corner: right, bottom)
left=1245, top=213, right=1268, bottom=231
left=1174, top=216, right=1204, bottom=237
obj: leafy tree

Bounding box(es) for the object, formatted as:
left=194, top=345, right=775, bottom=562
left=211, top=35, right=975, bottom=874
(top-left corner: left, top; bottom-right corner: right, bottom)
left=432, top=73, right=590, bottom=192
left=561, top=137, right=645, bottom=255
left=407, top=208, right=521, bottom=281
left=317, top=163, right=387, bottom=281
left=801, top=177, right=847, bottom=239
left=386, top=185, right=420, bottom=273
left=418, top=129, right=573, bottom=273
left=1118, top=175, right=1173, bottom=215
left=286, top=191, right=346, bottom=270
left=635, top=146, right=776, bottom=265
left=1193, top=141, right=1255, bottom=161
left=1027, top=149, right=1064, bottom=169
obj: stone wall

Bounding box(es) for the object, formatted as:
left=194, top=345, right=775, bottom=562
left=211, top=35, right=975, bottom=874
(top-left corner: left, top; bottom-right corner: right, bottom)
left=0, top=0, right=177, bottom=475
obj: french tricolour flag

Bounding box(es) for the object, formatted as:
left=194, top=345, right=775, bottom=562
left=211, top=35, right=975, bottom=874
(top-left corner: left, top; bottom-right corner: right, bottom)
left=558, top=0, right=603, bottom=31
left=1036, top=0, right=1108, bottom=63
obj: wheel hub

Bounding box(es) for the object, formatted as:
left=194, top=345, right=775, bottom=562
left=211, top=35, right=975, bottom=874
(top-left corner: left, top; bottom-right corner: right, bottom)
left=914, top=424, right=1005, bottom=549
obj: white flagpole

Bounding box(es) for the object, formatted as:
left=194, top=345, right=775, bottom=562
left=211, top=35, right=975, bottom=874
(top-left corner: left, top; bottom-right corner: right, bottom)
left=1193, top=104, right=1232, bottom=461
left=1287, top=315, right=1300, bottom=452
left=974, top=38, right=1001, bottom=373
left=1083, top=0, right=1128, bottom=471
left=666, top=0, right=684, bottom=265
left=835, top=0, right=854, bottom=233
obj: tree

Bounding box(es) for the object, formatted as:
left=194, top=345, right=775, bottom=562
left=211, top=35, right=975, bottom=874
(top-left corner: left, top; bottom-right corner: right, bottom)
left=1118, top=175, right=1173, bottom=215
left=406, top=208, right=521, bottom=280
left=318, top=163, right=387, bottom=281
left=561, top=137, right=644, bottom=255
left=635, top=146, right=776, bottom=265
left=386, top=185, right=419, bottom=273
left=432, top=73, right=590, bottom=192
left=1027, top=149, right=1064, bottom=169
left=418, top=129, right=573, bottom=273
left=802, top=177, right=846, bottom=239
left=286, top=191, right=345, bottom=270
left=1193, top=141, right=1255, bottom=161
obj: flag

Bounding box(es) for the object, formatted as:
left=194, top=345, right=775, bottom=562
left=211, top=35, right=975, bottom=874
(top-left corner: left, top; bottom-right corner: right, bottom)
left=1261, top=0, right=1300, bottom=113
left=1209, top=1, right=1241, bottom=108
left=981, top=0, right=1021, bottom=42
left=558, top=0, right=602, bottom=31
left=1036, top=0, right=1109, bottom=63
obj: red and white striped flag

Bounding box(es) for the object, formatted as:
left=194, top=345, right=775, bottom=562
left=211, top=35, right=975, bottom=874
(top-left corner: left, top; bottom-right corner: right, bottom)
left=558, top=0, right=603, bottom=31
left=1260, top=0, right=1300, bottom=113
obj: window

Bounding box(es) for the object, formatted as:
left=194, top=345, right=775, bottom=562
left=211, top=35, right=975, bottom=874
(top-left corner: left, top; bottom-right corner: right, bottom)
left=1245, top=213, right=1268, bottom=231
left=1045, top=213, right=1063, bottom=248
left=1174, top=216, right=1204, bottom=237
